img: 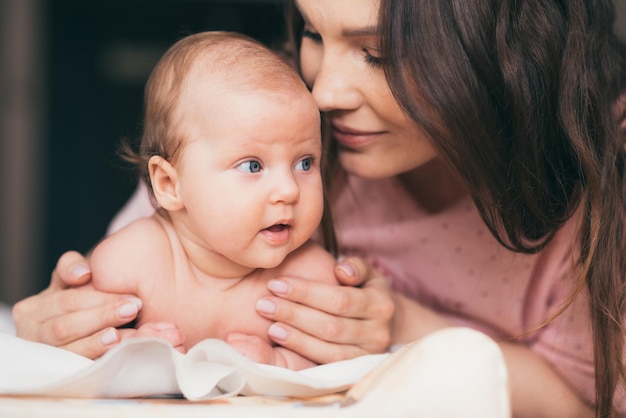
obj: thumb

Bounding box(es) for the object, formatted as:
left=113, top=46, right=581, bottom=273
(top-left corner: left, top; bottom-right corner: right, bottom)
left=50, top=251, right=92, bottom=291
left=335, top=256, right=370, bottom=287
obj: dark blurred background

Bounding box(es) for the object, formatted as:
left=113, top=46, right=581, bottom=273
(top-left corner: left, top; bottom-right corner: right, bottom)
left=0, top=0, right=286, bottom=304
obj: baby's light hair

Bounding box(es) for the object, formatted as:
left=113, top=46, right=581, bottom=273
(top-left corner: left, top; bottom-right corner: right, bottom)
left=122, top=31, right=310, bottom=205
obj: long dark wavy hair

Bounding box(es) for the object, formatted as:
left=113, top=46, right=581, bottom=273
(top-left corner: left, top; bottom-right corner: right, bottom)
left=285, top=0, right=626, bottom=415
left=378, top=0, right=626, bottom=415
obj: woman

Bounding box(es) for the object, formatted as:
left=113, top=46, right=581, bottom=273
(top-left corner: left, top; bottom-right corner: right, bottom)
left=13, top=0, right=626, bottom=415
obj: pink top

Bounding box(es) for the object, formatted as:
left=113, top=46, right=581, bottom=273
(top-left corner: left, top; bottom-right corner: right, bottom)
left=331, top=174, right=624, bottom=413
left=111, top=177, right=625, bottom=412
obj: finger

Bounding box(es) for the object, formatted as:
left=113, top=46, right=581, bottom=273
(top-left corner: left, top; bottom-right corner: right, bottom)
left=257, top=295, right=383, bottom=347
left=39, top=297, right=142, bottom=346
left=60, top=327, right=120, bottom=359
left=265, top=277, right=391, bottom=319
left=266, top=322, right=368, bottom=364
left=56, top=287, right=141, bottom=318
left=50, top=251, right=92, bottom=291
left=133, top=322, right=187, bottom=348
left=334, top=256, right=371, bottom=287
left=13, top=288, right=141, bottom=345
left=336, top=257, right=392, bottom=295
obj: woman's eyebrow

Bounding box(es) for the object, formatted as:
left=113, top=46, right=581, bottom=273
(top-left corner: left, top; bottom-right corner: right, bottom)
left=293, top=0, right=378, bottom=37
left=342, top=26, right=379, bottom=37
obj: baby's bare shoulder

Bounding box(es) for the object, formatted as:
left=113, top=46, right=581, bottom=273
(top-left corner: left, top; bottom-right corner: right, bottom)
left=90, top=216, right=173, bottom=293
left=274, top=240, right=338, bottom=285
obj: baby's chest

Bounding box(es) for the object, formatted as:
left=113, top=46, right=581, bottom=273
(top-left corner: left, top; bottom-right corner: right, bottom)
left=137, top=277, right=274, bottom=347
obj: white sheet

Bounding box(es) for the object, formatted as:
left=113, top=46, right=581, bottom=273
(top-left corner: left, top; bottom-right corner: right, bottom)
left=0, top=332, right=386, bottom=399
left=0, top=327, right=512, bottom=418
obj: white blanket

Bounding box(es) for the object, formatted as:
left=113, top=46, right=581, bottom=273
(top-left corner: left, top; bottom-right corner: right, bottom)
left=0, top=327, right=511, bottom=417
left=0, top=333, right=385, bottom=400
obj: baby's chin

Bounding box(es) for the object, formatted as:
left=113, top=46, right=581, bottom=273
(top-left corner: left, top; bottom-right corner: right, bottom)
left=249, top=246, right=301, bottom=271
left=254, top=254, right=291, bottom=270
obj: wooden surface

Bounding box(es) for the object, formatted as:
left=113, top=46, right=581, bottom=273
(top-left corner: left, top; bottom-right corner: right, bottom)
left=0, top=394, right=349, bottom=418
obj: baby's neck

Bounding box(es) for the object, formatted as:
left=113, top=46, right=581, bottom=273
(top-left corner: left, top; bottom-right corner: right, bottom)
left=186, top=257, right=259, bottom=290
left=157, top=214, right=257, bottom=282
left=180, top=235, right=258, bottom=282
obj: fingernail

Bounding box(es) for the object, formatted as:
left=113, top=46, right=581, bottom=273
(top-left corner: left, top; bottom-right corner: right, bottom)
left=267, top=279, right=289, bottom=294
left=117, top=302, right=139, bottom=318
left=100, top=328, right=118, bottom=345
left=337, top=263, right=356, bottom=277
left=120, top=296, right=143, bottom=310
left=70, top=263, right=90, bottom=278
left=268, top=324, right=288, bottom=341
left=256, top=298, right=277, bottom=315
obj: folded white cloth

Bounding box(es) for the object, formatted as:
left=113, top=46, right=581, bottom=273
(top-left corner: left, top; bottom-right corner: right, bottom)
left=0, top=333, right=386, bottom=399
left=0, top=327, right=511, bottom=418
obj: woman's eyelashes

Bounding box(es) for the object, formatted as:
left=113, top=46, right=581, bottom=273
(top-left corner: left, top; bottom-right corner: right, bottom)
left=363, top=48, right=382, bottom=68
left=302, top=28, right=382, bottom=68
left=302, top=29, right=322, bottom=43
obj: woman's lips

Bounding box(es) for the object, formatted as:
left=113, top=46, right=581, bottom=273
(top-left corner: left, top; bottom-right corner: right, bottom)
left=331, top=124, right=385, bottom=149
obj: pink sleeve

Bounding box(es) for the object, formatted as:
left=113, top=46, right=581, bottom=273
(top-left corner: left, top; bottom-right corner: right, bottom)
left=529, top=277, right=626, bottom=415
left=106, top=181, right=156, bottom=235
left=524, top=223, right=626, bottom=414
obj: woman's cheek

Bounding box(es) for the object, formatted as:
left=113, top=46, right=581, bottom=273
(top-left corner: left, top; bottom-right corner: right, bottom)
left=299, top=47, right=321, bottom=88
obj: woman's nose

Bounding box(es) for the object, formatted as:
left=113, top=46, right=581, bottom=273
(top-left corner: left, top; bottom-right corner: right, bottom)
left=310, top=58, right=362, bottom=113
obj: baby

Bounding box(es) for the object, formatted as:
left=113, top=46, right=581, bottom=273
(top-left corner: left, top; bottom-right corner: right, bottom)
left=89, top=31, right=337, bottom=370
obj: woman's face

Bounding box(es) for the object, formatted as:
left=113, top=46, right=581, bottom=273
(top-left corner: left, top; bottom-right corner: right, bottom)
left=296, top=0, right=438, bottom=179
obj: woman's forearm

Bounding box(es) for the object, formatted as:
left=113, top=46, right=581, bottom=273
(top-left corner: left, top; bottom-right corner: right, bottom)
left=501, top=342, right=592, bottom=418
left=390, top=292, right=453, bottom=345
left=391, top=292, right=593, bottom=417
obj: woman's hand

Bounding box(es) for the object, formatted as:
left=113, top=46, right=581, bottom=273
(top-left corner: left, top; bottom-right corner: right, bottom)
left=119, top=322, right=188, bottom=354
left=253, top=256, right=395, bottom=364
left=12, top=250, right=183, bottom=359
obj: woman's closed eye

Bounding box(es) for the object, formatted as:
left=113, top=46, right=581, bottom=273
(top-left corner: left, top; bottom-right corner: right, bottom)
left=363, top=48, right=382, bottom=68
left=302, top=27, right=382, bottom=69
left=302, top=29, right=322, bottom=43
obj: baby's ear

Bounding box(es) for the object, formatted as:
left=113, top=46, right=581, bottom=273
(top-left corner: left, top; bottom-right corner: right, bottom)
left=149, top=156, right=184, bottom=211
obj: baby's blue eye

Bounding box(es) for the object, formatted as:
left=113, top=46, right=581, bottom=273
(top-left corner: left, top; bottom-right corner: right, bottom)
left=237, top=160, right=262, bottom=173
left=295, top=157, right=313, bottom=171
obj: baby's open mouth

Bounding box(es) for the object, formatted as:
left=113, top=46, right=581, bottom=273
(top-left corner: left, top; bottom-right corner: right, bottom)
left=261, top=223, right=291, bottom=244
left=265, top=224, right=289, bottom=232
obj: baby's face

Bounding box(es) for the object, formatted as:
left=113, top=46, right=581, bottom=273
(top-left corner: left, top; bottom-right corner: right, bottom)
left=174, top=86, right=323, bottom=270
